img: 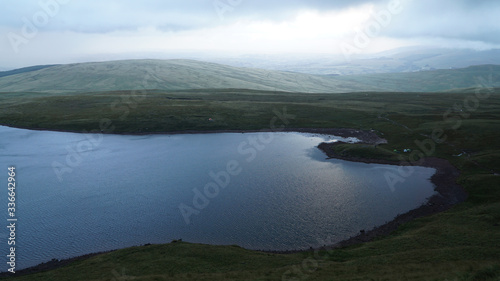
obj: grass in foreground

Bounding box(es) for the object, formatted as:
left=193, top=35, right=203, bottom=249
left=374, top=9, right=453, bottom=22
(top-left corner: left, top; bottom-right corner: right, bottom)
left=0, top=89, right=499, bottom=280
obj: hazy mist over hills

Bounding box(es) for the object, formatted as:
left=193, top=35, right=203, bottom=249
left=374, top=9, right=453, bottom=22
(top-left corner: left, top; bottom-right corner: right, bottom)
left=205, top=47, right=500, bottom=75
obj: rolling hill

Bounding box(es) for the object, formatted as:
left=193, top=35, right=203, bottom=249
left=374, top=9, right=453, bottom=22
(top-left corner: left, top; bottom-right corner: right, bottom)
left=0, top=59, right=383, bottom=94
left=0, top=59, right=498, bottom=94
left=334, top=64, right=500, bottom=92
left=0, top=64, right=58, bottom=78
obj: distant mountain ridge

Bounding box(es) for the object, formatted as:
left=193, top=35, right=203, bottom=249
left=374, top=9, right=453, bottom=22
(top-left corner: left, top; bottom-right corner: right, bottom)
left=210, top=48, right=500, bottom=75
left=0, top=59, right=498, bottom=93
left=334, top=64, right=500, bottom=92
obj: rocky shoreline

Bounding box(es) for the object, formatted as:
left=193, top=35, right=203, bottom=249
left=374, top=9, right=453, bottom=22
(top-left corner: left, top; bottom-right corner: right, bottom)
left=314, top=140, right=468, bottom=250
left=263, top=140, right=468, bottom=255
left=0, top=123, right=385, bottom=141
left=0, top=127, right=468, bottom=277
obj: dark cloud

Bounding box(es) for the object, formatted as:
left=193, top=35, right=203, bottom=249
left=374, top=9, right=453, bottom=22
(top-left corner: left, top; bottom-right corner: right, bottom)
left=381, top=0, right=500, bottom=45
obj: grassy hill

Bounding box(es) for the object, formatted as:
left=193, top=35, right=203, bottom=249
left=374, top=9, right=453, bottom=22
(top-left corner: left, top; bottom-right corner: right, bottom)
left=0, top=60, right=499, bottom=94
left=0, top=59, right=384, bottom=94
left=334, top=65, right=500, bottom=92
left=0, top=65, right=58, bottom=78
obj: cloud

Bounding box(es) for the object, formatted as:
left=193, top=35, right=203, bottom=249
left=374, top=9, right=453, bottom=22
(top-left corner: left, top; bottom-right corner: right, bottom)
left=1, top=0, right=215, bottom=33
left=1, top=0, right=500, bottom=68
left=4, top=0, right=499, bottom=40
left=1, top=0, right=382, bottom=33
left=382, top=0, right=500, bottom=44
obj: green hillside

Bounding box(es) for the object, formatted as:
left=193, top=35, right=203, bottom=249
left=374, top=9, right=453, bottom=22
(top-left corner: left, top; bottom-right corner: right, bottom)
left=0, top=60, right=383, bottom=94
left=334, top=65, right=500, bottom=92
left=0, top=65, right=58, bottom=78
left=1, top=60, right=499, bottom=94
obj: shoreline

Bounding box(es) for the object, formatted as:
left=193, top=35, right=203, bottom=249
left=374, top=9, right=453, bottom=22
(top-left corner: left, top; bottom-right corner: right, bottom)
left=315, top=145, right=468, bottom=251
left=0, top=123, right=384, bottom=142
left=263, top=143, right=468, bottom=254
left=1, top=126, right=468, bottom=276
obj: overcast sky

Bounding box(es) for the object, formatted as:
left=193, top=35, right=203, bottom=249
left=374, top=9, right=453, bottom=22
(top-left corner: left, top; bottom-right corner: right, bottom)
left=1, top=0, right=500, bottom=68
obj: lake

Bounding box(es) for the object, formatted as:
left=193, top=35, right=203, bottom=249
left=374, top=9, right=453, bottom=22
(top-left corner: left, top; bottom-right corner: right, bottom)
left=0, top=125, right=436, bottom=269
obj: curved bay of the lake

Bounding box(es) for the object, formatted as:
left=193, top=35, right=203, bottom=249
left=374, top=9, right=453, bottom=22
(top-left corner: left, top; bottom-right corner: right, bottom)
left=0, top=125, right=436, bottom=269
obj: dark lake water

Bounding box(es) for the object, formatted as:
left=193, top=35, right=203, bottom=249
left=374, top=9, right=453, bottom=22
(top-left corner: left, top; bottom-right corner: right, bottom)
left=0, top=126, right=436, bottom=270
